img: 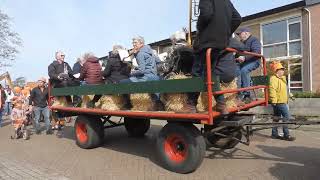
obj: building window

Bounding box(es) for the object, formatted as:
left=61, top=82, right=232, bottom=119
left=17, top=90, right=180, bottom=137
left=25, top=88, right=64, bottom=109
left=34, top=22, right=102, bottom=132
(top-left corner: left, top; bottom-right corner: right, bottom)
left=262, top=16, right=302, bottom=58
left=262, top=16, right=303, bottom=92
left=288, top=59, right=303, bottom=92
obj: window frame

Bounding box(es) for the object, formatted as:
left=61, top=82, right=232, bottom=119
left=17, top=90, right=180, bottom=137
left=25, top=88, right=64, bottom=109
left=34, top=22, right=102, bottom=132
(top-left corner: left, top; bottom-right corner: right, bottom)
left=261, top=16, right=302, bottom=59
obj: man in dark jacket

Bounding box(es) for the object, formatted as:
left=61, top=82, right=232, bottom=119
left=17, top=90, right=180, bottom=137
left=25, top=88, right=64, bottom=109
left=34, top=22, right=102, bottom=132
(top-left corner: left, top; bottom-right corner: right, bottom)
left=193, top=0, right=242, bottom=114
left=48, top=51, right=78, bottom=105
left=29, top=77, right=52, bottom=135
left=236, top=27, right=262, bottom=103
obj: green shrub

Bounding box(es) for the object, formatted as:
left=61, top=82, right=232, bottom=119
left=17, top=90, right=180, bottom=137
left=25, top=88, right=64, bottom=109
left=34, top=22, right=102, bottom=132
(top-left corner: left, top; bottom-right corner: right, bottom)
left=293, top=91, right=320, bottom=98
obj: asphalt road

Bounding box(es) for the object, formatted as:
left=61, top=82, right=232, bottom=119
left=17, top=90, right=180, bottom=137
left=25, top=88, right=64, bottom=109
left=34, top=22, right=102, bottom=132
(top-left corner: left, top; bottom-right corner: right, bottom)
left=0, top=116, right=319, bottom=180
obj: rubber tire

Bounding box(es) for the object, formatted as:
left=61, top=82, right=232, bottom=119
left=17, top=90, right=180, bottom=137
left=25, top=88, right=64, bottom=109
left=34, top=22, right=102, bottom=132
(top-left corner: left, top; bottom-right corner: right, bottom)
left=75, top=115, right=104, bottom=149
left=156, top=123, right=206, bottom=174
left=205, top=126, right=242, bottom=150
left=124, top=118, right=150, bottom=137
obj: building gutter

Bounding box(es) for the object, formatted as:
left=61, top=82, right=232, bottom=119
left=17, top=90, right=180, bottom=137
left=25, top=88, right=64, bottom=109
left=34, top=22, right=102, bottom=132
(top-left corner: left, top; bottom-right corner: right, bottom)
left=303, top=7, right=313, bottom=91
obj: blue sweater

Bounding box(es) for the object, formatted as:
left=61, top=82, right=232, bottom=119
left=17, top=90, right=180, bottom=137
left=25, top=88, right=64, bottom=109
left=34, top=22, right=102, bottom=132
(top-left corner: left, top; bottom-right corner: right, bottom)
left=132, top=45, right=158, bottom=77
left=243, top=35, right=261, bottom=64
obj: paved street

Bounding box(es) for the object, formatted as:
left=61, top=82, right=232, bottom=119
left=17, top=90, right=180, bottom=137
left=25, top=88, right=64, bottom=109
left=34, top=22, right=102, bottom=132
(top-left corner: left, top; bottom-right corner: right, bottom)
left=0, top=116, right=319, bottom=180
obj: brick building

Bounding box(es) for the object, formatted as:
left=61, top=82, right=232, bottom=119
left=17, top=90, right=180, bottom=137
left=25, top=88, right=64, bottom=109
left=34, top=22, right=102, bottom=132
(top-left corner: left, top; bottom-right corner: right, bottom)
left=149, top=0, right=320, bottom=92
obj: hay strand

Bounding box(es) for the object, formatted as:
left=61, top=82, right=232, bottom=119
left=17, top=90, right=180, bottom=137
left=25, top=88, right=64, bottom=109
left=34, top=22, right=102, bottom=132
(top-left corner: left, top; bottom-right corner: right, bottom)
left=196, top=78, right=238, bottom=112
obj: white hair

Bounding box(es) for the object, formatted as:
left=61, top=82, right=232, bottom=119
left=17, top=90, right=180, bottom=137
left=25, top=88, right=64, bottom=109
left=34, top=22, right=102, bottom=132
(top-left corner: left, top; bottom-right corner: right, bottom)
left=78, top=52, right=94, bottom=65
left=170, top=30, right=186, bottom=42
left=112, top=45, right=124, bottom=55
left=132, top=36, right=145, bottom=44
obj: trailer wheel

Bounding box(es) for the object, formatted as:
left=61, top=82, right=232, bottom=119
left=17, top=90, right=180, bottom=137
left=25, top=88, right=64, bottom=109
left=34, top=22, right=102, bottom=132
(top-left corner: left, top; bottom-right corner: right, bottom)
left=205, top=127, right=242, bottom=150
left=124, top=118, right=150, bottom=137
left=75, top=115, right=104, bottom=149
left=156, top=123, right=206, bottom=174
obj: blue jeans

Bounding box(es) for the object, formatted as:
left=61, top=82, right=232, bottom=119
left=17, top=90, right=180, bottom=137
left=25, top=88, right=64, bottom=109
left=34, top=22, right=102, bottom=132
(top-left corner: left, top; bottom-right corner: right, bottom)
left=272, top=104, right=290, bottom=137
left=33, top=106, right=51, bottom=131
left=4, top=102, right=12, bottom=115
left=237, top=61, right=260, bottom=97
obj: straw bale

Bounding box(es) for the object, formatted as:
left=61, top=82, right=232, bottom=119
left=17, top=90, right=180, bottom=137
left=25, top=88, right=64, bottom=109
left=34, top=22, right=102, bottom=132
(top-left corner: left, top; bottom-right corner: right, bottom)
left=196, top=78, right=238, bottom=112
left=161, top=73, right=190, bottom=112
left=130, top=93, right=154, bottom=111
left=96, top=95, right=125, bottom=111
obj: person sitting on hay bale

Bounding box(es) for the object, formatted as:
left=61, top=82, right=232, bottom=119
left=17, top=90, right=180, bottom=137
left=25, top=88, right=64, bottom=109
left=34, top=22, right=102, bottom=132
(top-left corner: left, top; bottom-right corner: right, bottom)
left=159, top=30, right=197, bottom=112
left=103, top=45, right=131, bottom=84
left=193, top=38, right=247, bottom=113
left=79, top=53, right=104, bottom=108
left=48, top=51, right=79, bottom=106
left=160, top=29, right=195, bottom=79
left=120, top=36, right=160, bottom=111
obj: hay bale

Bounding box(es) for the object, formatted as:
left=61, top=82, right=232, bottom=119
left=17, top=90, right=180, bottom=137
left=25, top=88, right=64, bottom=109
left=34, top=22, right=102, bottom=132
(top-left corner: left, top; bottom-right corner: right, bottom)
left=81, top=95, right=94, bottom=108
left=161, top=73, right=190, bottom=112
left=130, top=93, right=154, bottom=111
left=52, top=97, right=67, bottom=107
left=196, top=78, right=238, bottom=112
left=96, top=95, right=124, bottom=111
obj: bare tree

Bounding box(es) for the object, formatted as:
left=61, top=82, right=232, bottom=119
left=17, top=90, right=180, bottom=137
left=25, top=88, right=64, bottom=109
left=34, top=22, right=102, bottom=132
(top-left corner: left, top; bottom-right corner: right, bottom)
left=0, top=10, right=22, bottom=67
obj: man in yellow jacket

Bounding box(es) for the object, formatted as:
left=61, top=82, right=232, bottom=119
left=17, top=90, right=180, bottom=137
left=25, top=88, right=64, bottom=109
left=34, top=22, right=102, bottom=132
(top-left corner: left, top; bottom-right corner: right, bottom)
left=269, top=61, right=295, bottom=141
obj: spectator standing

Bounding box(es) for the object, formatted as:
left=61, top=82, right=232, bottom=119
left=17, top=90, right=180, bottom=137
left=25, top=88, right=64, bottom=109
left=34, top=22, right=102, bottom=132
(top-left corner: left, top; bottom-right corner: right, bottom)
left=269, top=61, right=295, bottom=141
left=4, top=85, right=14, bottom=115
left=0, top=85, right=6, bottom=127
left=29, top=77, right=52, bottom=135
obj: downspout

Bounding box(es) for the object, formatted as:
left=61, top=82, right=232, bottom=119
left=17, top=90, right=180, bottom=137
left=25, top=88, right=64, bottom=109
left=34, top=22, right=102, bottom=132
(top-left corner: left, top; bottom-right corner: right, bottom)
left=303, top=7, right=313, bottom=91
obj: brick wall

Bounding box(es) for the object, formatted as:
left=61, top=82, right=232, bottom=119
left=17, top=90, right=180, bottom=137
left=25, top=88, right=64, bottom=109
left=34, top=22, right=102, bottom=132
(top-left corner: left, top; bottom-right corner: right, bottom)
left=309, top=4, right=320, bottom=91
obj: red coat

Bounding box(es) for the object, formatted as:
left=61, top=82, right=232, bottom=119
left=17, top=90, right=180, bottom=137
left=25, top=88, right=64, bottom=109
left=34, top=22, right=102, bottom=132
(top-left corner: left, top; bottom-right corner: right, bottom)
left=80, top=57, right=103, bottom=85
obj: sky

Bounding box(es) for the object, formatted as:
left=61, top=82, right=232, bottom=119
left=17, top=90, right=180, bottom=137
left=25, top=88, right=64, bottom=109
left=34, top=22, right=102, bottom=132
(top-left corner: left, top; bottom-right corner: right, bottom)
left=0, top=0, right=301, bottom=82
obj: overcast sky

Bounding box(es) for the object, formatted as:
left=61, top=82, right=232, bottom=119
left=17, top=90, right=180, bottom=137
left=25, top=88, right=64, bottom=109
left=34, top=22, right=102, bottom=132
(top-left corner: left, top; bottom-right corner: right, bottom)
left=0, top=0, right=301, bottom=81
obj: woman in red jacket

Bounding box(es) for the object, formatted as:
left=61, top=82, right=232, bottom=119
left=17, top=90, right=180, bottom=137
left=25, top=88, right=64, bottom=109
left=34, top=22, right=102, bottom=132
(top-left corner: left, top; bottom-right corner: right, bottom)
left=79, top=54, right=103, bottom=107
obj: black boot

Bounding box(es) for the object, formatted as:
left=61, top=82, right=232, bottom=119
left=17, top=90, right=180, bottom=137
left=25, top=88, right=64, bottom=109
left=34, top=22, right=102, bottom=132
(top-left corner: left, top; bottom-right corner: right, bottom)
left=216, top=101, right=229, bottom=115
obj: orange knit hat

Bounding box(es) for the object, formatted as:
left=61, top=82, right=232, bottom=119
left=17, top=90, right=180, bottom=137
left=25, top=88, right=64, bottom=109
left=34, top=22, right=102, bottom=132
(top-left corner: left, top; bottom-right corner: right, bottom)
left=270, top=61, right=285, bottom=73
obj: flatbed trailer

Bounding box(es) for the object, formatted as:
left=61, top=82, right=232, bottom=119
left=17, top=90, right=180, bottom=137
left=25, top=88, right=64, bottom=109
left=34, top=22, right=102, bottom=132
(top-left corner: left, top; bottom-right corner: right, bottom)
left=49, top=48, right=319, bottom=174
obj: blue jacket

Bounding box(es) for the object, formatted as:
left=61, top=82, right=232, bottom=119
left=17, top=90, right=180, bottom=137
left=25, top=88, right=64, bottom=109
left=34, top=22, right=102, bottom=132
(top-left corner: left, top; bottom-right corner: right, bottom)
left=243, top=35, right=261, bottom=64
left=132, top=45, right=158, bottom=77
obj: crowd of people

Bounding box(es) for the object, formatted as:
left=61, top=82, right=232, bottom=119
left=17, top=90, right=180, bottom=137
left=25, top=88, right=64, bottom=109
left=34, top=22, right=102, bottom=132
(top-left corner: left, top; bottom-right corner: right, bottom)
left=0, top=0, right=294, bottom=141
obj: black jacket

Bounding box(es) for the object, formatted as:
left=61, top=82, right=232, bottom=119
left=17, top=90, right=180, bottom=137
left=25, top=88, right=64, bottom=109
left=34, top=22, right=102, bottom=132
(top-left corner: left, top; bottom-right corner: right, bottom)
left=48, top=60, right=74, bottom=86
left=29, top=87, right=48, bottom=108
left=72, top=61, right=82, bottom=75
left=215, top=38, right=248, bottom=81
left=196, top=0, right=242, bottom=51
left=102, top=54, right=130, bottom=83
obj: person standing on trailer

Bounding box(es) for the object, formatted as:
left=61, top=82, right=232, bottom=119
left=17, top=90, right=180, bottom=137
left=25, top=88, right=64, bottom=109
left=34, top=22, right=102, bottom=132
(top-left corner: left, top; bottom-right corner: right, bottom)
left=193, top=0, right=242, bottom=114
left=269, top=61, right=295, bottom=141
